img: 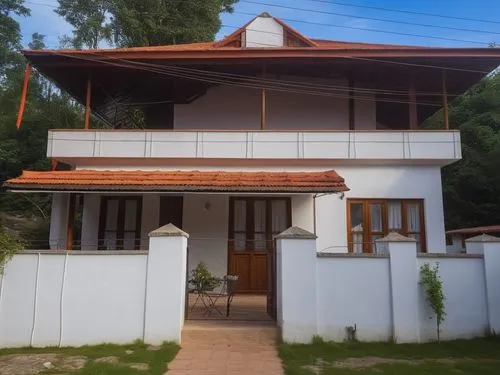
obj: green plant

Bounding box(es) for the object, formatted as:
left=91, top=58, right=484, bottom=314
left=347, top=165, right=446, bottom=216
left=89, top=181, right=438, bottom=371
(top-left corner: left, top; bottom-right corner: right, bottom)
left=420, top=263, right=446, bottom=342
left=190, top=262, right=219, bottom=292
left=0, top=226, right=24, bottom=275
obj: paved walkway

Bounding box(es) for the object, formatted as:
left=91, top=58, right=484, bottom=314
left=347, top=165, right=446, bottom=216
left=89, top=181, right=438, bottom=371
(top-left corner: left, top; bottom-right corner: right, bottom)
left=166, top=321, right=284, bottom=375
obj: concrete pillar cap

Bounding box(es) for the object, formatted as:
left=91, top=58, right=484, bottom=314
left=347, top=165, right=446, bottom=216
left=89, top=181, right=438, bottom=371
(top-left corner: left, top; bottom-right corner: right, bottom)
left=376, top=232, right=416, bottom=242
left=465, top=234, right=500, bottom=243
left=274, top=226, right=317, bottom=240
left=149, top=223, right=189, bottom=238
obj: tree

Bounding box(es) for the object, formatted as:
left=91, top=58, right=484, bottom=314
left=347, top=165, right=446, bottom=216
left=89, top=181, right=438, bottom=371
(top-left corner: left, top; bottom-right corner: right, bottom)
left=424, top=73, right=500, bottom=230
left=55, top=0, right=113, bottom=49
left=0, top=0, right=29, bottom=77
left=110, top=0, right=238, bottom=47
left=28, top=32, right=46, bottom=50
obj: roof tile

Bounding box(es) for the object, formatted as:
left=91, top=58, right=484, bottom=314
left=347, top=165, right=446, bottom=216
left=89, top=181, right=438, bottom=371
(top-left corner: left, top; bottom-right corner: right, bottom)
left=4, top=170, right=349, bottom=193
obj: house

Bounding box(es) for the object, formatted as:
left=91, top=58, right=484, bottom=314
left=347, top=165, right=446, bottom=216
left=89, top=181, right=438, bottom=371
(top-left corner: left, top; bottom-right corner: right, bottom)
left=446, top=225, right=500, bottom=253
left=4, top=13, right=500, bottom=300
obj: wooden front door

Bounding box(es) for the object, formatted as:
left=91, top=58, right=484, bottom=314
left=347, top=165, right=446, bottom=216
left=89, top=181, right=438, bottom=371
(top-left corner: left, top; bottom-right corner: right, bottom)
left=228, top=197, right=291, bottom=294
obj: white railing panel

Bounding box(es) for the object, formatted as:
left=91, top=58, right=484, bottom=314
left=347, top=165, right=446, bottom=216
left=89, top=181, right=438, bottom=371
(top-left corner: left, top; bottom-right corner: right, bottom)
left=47, top=130, right=461, bottom=163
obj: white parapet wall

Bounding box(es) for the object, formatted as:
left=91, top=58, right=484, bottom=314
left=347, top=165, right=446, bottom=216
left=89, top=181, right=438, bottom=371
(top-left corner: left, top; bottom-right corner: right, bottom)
left=276, top=227, right=500, bottom=344
left=0, top=224, right=188, bottom=348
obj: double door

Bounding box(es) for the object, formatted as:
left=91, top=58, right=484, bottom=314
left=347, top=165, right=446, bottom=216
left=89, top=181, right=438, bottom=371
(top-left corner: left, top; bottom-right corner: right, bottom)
left=228, top=197, right=290, bottom=293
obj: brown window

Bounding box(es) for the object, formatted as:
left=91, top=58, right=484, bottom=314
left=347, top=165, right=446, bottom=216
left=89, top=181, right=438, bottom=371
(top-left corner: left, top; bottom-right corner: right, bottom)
left=347, top=199, right=426, bottom=253
left=98, top=196, right=142, bottom=250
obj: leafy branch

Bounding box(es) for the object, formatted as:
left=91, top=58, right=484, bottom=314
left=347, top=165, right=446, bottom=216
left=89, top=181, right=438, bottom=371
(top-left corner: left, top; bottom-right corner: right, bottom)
left=420, top=263, right=446, bottom=342
left=0, top=227, right=24, bottom=275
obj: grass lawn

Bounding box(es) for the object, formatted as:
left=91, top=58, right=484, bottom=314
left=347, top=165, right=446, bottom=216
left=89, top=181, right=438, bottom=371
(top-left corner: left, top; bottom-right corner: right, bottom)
left=0, top=340, right=179, bottom=374
left=279, top=337, right=500, bottom=375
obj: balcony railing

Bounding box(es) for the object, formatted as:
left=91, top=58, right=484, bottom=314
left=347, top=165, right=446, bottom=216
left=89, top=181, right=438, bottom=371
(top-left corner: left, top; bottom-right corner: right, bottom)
left=47, top=129, right=461, bottom=165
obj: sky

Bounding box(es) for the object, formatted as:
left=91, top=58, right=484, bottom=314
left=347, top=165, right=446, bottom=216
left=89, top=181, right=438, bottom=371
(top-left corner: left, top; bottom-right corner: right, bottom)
left=15, top=0, right=500, bottom=49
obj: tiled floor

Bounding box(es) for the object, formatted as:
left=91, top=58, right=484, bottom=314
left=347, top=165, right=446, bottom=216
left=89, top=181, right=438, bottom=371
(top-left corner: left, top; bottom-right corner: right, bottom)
left=187, top=293, right=272, bottom=321
left=166, top=321, right=284, bottom=375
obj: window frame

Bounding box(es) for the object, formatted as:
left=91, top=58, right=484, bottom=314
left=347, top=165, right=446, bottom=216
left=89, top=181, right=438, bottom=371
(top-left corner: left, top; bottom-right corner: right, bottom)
left=347, top=198, right=426, bottom=253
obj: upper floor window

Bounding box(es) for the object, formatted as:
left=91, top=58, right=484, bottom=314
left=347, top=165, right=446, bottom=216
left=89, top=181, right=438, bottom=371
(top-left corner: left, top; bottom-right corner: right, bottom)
left=347, top=199, right=426, bottom=253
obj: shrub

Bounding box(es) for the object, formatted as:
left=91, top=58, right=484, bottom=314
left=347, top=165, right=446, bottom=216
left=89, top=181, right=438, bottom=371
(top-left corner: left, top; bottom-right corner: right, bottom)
left=420, top=263, right=446, bottom=342
left=0, top=226, right=24, bottom=275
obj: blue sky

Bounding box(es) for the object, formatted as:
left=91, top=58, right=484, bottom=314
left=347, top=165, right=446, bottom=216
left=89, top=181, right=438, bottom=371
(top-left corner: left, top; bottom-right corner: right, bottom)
left=16, top=0, right=500, bottom=49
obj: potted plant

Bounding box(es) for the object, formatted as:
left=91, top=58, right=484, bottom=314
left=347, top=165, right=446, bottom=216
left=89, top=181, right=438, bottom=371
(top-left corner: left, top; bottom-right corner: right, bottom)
left=189, top=262, right=219, bottom=292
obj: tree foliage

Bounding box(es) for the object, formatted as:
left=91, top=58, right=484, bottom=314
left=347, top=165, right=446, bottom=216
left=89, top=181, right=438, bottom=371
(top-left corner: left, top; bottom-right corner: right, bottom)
left=54, top=0, right=238, bottom=49
left=0, top=3, right=83, bottom=218
left=110, top=0, right=238, bottom=47
left=425, top=73, right=500, bottom=229
left=55, top=0, right=113, bottom=49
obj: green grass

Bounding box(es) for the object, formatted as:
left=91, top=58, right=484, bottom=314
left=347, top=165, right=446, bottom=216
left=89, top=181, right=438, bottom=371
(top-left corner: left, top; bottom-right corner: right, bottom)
left=0, top=340, right=179, bottom=374
left=279, top=337, right=500, bottom=375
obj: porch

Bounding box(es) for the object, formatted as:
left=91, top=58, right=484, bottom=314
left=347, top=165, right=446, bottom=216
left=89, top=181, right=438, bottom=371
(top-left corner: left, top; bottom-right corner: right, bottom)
left=187, top=294, right=271, bottom=322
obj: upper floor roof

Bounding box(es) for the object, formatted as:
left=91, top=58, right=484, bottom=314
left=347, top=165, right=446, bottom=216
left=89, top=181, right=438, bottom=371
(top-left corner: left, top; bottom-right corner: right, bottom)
left=20, top=13, right=500, bottom=130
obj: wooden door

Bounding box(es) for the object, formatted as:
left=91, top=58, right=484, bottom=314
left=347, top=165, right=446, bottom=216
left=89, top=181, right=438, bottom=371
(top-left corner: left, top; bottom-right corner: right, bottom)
left=228, top=198, right=290, bottom=294
left=159, top=196, right=183, bottom=228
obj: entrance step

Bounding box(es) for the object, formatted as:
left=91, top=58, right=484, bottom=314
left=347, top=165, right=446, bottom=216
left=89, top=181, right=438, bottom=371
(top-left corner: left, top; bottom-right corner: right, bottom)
left=166, top=322, right=283, bottom=374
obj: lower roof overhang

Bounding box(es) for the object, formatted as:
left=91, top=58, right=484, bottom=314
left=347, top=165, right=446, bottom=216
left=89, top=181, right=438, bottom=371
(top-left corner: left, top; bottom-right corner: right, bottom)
left=3, top=170, right=349, bottom=194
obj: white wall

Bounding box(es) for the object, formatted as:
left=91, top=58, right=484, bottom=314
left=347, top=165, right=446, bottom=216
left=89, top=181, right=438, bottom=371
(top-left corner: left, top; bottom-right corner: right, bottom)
left=0, top=230, right=189, bottom=348
left=183, top=194, right=229, bottom=278
left=446, top=234, right=464, bottom=253
left=417, top=256, right=488, bottom=341
left=174, top=82, right=376, bottom=131
left=175, top=86, right=260, bottom=130
left=0, top=252, right=148, bottom=347
left=317, top=256, right=392, bottom=341
left=291, top=195, right=314, bottom=233
left=245, top=16, right=283, bottom=47
left=316, top=165, right=446, bottom=254
left=278, top=234, right=499, bottom=344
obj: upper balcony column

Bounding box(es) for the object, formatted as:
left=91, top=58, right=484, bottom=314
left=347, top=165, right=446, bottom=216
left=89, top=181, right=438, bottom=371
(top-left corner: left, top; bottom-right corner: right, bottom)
left=442, top=70, right=450, bottom=130
left=84, top=75, right=92, bottom=130
left=409, top=75, right=418, bottom=130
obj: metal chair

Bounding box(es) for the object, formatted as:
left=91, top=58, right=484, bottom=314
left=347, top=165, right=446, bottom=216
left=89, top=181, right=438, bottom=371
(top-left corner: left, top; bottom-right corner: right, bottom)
left=202, top=275, right=239, bottom=317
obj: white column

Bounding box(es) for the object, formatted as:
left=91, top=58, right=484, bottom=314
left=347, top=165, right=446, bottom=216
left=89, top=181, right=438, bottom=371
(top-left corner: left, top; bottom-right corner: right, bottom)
left=466, top=234, right=500, bottom=334
left=80, top=194, right=100, bottom=250
left=49, top=193, right=69, bottom=250
left=144, top=223, right=188, bottom=345
left=276, top=226, right=317, bottom=343
left=378, top=233, right=420, bottom=343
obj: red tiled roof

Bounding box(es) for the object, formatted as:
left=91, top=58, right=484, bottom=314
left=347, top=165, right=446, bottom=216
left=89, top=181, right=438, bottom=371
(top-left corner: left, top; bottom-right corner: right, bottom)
left=22, top=14, right=436, bottom=57
left=4, top=170, right=349, bottom=193
left=446, top=225, right=500, bottom=235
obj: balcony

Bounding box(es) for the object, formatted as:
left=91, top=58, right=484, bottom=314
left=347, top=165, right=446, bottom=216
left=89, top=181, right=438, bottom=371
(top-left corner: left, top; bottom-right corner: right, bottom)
left=47, top=130, right=461, bottom=166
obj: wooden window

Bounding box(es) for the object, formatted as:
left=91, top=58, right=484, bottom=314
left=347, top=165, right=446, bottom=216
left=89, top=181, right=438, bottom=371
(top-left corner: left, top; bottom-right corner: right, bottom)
left=229, top=197, right=291, bottom=253
left=98, top=196, right=142, bottom=250
left=347, top=199, right=426, bottom=253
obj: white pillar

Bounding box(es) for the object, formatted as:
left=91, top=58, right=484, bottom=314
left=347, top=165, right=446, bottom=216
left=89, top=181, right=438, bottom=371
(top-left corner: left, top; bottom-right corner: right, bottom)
left=49, top=193, right=69, bottom=250
left=465, top=234, right=500, bottom=334
left=144, top=223, right=188, bottom=345
left=80, top=194, right=100, bottom=250
left=276, top=226, right=317, bottom=343
left=377, top=233, right=420, bottom=343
